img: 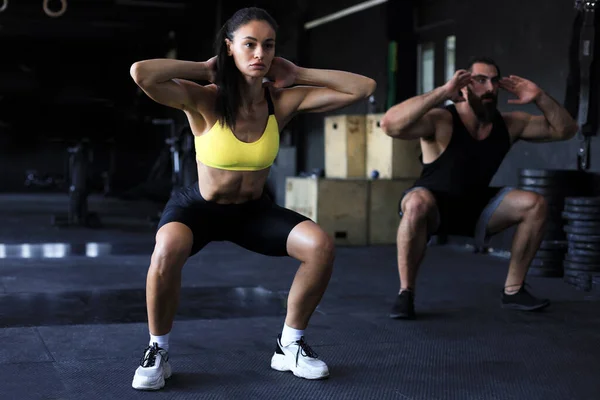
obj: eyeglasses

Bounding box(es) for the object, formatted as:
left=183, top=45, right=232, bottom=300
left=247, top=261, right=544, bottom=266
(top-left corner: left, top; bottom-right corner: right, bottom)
left=471, top=74, right=501, bottom=85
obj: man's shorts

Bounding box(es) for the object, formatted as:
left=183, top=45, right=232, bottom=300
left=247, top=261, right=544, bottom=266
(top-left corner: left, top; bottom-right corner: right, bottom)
left=398, top=186, right=516, bottom=247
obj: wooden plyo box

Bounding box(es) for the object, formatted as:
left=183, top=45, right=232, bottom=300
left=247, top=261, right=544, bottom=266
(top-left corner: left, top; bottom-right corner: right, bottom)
left=285, top=177, right=417, bottom=246
left=368, top=178, right=416, bottom=245
left=285, top=177, right=368, bottom=246
left=366, top=113, right=423, bottom=179
left=324, top=115, right=366, bottom=179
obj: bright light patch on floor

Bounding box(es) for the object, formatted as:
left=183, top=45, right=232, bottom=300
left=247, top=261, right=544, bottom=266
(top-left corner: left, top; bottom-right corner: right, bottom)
left=20, top=244, right=32, bottom=259
left=86, top=243, right=100, bottom=258
left=42, top=243, right=69, bottom=258
left=0, top=243, right=112, bottom=258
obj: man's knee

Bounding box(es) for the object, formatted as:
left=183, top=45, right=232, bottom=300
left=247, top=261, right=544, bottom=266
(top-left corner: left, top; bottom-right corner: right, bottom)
left=519, top=191, right=548, bottom=220
left=402, top=190, right=437, bottom=221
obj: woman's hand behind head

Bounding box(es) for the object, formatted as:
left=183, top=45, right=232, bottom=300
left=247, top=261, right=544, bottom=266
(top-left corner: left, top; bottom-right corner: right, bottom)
left=265, top=57, right=298, bottom=88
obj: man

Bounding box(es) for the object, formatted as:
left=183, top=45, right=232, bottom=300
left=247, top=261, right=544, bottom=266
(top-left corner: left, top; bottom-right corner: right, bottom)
left=380, top=57, right=578, bottom=319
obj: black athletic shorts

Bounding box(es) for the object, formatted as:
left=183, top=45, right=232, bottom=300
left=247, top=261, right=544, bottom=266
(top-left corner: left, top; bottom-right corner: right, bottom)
left=398, top=186, right=516, bottom=246
left=157, top=183, right=310, bottom=257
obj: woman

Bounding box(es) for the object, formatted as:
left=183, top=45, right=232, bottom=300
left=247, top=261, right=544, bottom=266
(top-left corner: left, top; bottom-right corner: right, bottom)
left=129, top=7, right=376, bottom=390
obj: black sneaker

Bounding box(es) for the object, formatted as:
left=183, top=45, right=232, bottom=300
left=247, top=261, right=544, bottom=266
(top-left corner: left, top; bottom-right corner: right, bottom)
left=501, top=284, right=550, bottom=311
left=389, top=290, right=416, bottom=319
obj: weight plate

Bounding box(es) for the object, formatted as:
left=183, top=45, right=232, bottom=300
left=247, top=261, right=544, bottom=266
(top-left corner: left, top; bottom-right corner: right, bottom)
left=566, top=220, right=600, bottom=228
left=567, top=233, right=600, bottom=243
left=564, top=254, right=600, bottom=264
left=564, top=225, right=600, bottom=235
left=519, top=186, right=568, bottom=197
left=564, top=205, right=600, bottom=214
left=564, top=273, right=593, bottom=284
left=563, top=277, right=592, bottom=291
left=567, top=248, right=600, bottom=257
left=519, top=169, right=583, bottom=179
left=564, top=268, right=594, bottom=279
left=569, top=242, right=600, bottom=251
left=565, top=197, right=600, bottom=206
left=518, top=177, right=554, bottom=187
left=564, top=261, right=600, bottom=272
left=562, top=212, right=600, bottom=221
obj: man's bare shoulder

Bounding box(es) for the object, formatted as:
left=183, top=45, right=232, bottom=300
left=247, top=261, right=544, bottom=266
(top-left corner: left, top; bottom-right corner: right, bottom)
left=428, top=107, right=453, bottom=122
left=421, top=107, right=453, bottom=141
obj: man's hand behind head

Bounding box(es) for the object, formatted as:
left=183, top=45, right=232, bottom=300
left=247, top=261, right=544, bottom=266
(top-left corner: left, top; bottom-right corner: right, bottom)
left=443, top=70, right=472, bottom=103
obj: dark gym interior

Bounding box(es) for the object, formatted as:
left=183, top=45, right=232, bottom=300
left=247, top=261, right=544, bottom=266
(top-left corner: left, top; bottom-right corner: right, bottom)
left=0, top=0, right=599, bottom=399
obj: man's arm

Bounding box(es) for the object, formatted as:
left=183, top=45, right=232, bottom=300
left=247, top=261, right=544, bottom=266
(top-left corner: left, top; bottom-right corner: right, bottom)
left=380, top=86, right=448, bottom=140
left=510, top=92, right=578, bottom=142
left=500, top=75, right=578, bottom=142
left=380, top=69, right=472, bottom=140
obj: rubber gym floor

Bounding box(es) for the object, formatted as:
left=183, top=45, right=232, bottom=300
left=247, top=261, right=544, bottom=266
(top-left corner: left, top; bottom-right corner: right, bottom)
left=0, top=194, right=598, bottom=400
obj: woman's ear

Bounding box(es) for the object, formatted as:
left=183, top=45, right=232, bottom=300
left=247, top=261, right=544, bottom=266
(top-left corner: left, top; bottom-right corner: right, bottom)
left=225, top=38, right=233, bottom=56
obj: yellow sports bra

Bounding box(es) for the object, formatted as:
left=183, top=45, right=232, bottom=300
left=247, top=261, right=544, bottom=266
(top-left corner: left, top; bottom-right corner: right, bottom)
left=194, top=88, right=280, bottom=171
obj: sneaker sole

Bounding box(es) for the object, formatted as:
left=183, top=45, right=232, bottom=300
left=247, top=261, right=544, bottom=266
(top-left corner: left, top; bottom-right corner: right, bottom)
left=132, top=363, right=172, bottom=390
left=501, top=301, right=550, bottom=311
left=270, top=353, right=329, bottom=380
left=132, top=376, right=165, bottom=391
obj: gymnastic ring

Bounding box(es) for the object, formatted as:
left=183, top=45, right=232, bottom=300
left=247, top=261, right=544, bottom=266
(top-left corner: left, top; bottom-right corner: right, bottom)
left=0, top=0, right=8, bottom=13
left=43, top=0, right=67, bottom=18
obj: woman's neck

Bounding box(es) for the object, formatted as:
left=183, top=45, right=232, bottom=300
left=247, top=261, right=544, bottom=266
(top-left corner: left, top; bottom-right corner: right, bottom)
left=239, top=77, right=265, bottom=111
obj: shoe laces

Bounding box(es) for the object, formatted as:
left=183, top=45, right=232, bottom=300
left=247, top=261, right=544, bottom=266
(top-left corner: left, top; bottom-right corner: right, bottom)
left=295, top=336, right=319, bottom=363
left=139, top=342, right=167, bottom=367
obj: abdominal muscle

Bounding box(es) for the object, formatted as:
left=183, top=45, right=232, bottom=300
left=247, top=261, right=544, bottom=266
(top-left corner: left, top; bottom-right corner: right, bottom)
left=196, top=161, right=270, bottom=204
left=184, top=95, right=272, bottom=204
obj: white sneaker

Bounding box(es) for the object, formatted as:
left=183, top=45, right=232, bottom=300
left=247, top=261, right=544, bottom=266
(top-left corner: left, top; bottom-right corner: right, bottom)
left=270, top=335, right=329, bottom=380
left=132, top=343, right=172, bottom=390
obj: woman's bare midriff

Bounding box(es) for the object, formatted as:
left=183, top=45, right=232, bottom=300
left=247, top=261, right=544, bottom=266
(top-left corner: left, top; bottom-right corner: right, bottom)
left=196, top=162, right=270, bottom=204
left=184, top=89, right=274, bottom=204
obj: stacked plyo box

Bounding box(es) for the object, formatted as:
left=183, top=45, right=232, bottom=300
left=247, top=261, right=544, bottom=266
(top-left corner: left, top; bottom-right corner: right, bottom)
left=285, top=113, right=423, bottom=246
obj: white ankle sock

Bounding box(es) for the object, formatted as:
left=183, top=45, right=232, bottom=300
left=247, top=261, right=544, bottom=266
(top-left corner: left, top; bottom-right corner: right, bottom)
left=149, top=332, right=170, bottom=352
left=280, top=324, right=304, bottom=346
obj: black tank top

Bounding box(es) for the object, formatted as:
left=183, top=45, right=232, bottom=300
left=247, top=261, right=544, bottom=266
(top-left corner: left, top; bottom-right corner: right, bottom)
left=413, top=104, right=511, bottom=195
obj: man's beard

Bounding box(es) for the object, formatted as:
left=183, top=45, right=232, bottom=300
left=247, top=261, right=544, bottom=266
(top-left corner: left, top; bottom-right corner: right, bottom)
left=467, top=88, right=497, bottom=123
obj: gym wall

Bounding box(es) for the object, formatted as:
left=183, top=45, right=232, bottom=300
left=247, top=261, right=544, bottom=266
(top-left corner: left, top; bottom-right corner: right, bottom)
left=297, top=0, right=393, bottom=174
left=298, top=0, right=598, bottom=184
left=418, top=0, right=599, bottom=249
left=419, top=0, right=599, bottom=185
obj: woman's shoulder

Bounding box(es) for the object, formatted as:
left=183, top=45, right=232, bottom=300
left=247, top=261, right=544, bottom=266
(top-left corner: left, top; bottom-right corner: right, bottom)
left=264, top=84, right=287, bottom=102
